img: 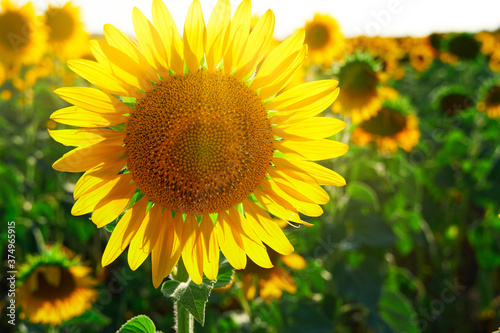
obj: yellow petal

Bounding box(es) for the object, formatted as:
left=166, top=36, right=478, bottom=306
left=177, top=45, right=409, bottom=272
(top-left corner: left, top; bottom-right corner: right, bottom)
left=73, top=159, right=125, bottom=199
left=228, top=207, right=273, bottom=268
left=280, top=253, right=306, bottom=270
left=200, top=214, right=219, bottom=280
left=181, top=215, right=204, bottom=285
left=151, top=219, right=168, bottom=288
left=71, top=173, right=132, bottom=216
left=234, top=9, right=275, bottom=81
left=67, top=59, right=141, bottom=98
left=132, top=204, right=163, bottom=255
left=253, top=187, right=301, bottom=223
left=152, top=0, right=184, bottom=74
left=91, top=181, right=137, bottom=228
left=50, top=106, right=128, bottom=127
left=206, top=0, right=230, bottom=72
left=273, top=117, right=346, bottom=140
left=242, top=198, right=293, bottom=255
left=96, top=39, right=154, bottom=92
left=216, top=211, right=247, bottom=269
left=223, top=0, right=250, bottom=74
left=256, top=45, right=307, bottom=100
left=272, top=157, right=346, bottom=186
left=103, top=24, right=158, bottom=81
left=54, top=87, right=135, bottom=115
left=102, top=197, right=149, bottom=266
left=268, top=168, right=329, bottom=204
left=53, top=143, right=125, bottom=173
left=132, top=7, right=169, bottom=78
left=48, top=129, right=124, bottom=147
left=274, top=139, right=348, bottom=161
left=127, top=236, right=150, bottom=271
left=252, top=29, right=304, bottom=88
left=183, top=0, right=206, bottom=73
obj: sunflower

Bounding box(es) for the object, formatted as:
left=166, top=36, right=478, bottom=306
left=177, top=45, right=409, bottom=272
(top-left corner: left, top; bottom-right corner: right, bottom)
left=477, top=81, right=500, bottom=118
left=44, top=1, right=90, bottom=60
left=17, top=246, right=97, bottom=326
left=409, top=39, right=435, bottom=72
left=303, top=13, right=345, bottom=66
left=333, top=53, right=385, bottom=124
left=239, top=247, right=306, bottom=302
left=434, top=86, right=473, bottom=117
left=446, top=33, right=481, bottom=61
left=50, top=0, right=348, bottom=287
left=475, top=31, right=498, bottom=56
left=352, top=88, right=420, bottom=153
left=489, top=51, right=500, bottom=73
left=0, top=0, right=46, bottom=67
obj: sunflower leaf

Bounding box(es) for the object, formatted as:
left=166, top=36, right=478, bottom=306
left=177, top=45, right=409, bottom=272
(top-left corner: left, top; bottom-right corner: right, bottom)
left=117, top=314, right=156, bottom=333
left=213, top=258, right=234, bottom=288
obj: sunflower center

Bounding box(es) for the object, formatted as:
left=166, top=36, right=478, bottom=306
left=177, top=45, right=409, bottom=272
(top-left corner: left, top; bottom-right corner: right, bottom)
left=486, top=86, right=500, bottom=106
left=32, top=266, right=76, bottom=301
left=440, top=93, right=472, bottom=116
left=125, top=70, right=274, bottom=215
left=360, top=107, right=407, bottom=136
left=306, top=23, right=330, bottom=49
left=338, top=60, right=378, bottom=95
left=449, top=35, right=479, bottom=59
left=45, top=8, right=75, bottom=42
left=0, top=11, right=31, bottom=51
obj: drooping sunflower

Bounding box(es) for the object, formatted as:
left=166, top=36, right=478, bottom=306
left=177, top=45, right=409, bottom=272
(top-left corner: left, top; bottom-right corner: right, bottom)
left=0, top=0, right=46, bottom=67
left=239, top=245, right=306, bottom=302
left=50, top=0, right=348, bottom=287
left=352, top=88, right=420, bottom=153
left=333, top=53, right=384, bottom=124
left=477, top=81, right=500, bottom=118
left=303, top=13, right=345, bottom=66
left=44, top=1, right=90, bottom=60
left=17, top=246, right=97, bottom=326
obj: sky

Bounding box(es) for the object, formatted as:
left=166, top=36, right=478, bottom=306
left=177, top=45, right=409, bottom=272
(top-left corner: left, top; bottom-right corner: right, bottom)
left=32, top=0, right=500, bottom=39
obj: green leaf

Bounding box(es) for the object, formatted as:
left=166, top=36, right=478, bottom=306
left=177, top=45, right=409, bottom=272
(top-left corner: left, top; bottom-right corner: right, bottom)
left=117, top=315, right=156, bottom=333
left=347, top=181, right=380, bottom=212
left=161, top=259, right=234, bottom=325
left=63, top=309, right=110, bottom=327
left=378, top=286, right=420, bottom=333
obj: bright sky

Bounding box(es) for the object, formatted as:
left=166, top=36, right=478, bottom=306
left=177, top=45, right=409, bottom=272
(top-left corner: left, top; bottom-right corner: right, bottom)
left=33, top=0, right=500, bottom=39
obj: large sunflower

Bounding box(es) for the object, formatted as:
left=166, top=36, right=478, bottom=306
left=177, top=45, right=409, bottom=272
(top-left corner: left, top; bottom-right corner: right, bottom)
left=0, top=0, right=46, bottom=67
left=303, top=13, right=345, bottom=66
left=333, top=54, right=384, bottom=124
left=50, top=0, right=348, bottom=287
left=477, top=81, right=500, bottom=118
left=44, top=2, right=90, bottom=60
left=352, top=88, right=420, bottom=153
left=17, top=246, right=97, bottom=326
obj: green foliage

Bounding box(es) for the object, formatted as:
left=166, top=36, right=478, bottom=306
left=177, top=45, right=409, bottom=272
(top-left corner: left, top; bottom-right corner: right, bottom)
left=117, top=315, right=156, bottom=333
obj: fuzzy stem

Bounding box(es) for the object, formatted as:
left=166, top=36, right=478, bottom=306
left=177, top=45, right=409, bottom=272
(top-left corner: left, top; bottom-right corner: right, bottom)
left=174, top=258, right=193, bottom=333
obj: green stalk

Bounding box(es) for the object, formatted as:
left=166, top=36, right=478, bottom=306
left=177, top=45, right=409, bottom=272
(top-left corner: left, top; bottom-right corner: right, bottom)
left=174, top=258, right=193, bottom=333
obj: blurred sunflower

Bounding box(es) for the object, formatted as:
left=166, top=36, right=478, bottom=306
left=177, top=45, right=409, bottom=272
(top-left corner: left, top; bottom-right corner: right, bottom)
left=17, top=246, right=97, bottom=326
left=409, top=39, right=435, bottom=72
left=352, top=88, right=420, bottom=153
left=333, top=53, right=383, bottom=124
left=475, top=31, right=498, bottom=56
left=44, top=1, right=90, bottom=60
left=489, top=51, right=500, bottom=72
left=304, top=13, right=345, bottom=66
left=239, top=247, right=306, bottom=302
left=434, top=86, right=473, bottom=117
left=50, top=0, right=348, bottom=287
left=477, top=81, right=500, bottom=118
left=0, top=0, right=46, bottom=67
left=446, top=33, right=481, bottom=61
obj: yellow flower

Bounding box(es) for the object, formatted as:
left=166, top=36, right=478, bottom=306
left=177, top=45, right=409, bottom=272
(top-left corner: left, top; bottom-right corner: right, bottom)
left=333, top=55, right=384, bottom=124
left=50, top=0, right=348, bottom=287
left=44, top=1, right=90, bottom=60
left=240, top=247, right=306, bottom=302
left=475, top=31, right=498, bottom=56
left=351, top=88, right=420, bottom=153
left=477, top=83, right=500, bottom=118
left=0, top=0, right=47, bottom=67
left=17, top=247, right=97, bottom=326
left=304, top=13, right=345, bottom=66
left=409, top=39, right=435, bottom=72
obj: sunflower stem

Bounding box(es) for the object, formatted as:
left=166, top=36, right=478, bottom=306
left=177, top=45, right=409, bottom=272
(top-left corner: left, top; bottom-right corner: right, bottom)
left=174, top=258, right=193, bottom=333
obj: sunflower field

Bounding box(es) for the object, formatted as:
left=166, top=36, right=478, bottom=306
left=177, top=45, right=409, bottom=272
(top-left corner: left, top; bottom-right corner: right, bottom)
left=1, top=1, right=500, bottom=333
